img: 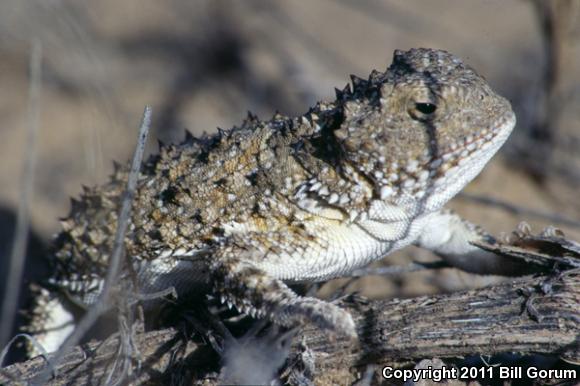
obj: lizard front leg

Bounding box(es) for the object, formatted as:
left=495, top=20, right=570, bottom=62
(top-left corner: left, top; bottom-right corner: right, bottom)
left=414, top=209, right=527, bottom=276
left=209, top=236, right=357, bottom=338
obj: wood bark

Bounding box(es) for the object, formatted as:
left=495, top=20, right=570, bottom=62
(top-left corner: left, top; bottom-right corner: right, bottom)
left=1, top=269, right=578, bottom=385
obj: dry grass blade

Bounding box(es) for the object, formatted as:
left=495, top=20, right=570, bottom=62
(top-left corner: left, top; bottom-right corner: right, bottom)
left=30, top=106, right=152, bottom=385
left=0, top=39, right=42, bottom=351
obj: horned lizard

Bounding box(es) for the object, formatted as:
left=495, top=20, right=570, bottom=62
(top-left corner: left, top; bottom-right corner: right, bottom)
left=25, top=48, right=517, bottom=354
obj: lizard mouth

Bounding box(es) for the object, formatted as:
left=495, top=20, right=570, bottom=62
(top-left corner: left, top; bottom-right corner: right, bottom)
left=433, top=131, right=499, bottom=178
left=379, top=110, right=516, bottom=203
left=417, top=111, right=516, bottom=205
left=434, top=112, right=515, bottom=177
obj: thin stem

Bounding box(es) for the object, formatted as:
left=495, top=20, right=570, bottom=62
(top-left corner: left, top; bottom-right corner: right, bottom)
left=0, top=39, right=42, bottom=350
left=31, top=106, right=152, bottom=385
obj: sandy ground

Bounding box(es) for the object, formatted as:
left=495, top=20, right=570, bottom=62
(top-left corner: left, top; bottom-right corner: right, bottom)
left=1, top=0, right=580, bottom=311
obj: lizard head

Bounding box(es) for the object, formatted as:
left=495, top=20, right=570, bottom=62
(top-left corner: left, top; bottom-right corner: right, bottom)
left=333, top=48, right=516, bottom=210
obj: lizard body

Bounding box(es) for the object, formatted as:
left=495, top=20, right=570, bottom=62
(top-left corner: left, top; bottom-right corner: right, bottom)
left=26, top=48, right=516, bottom=352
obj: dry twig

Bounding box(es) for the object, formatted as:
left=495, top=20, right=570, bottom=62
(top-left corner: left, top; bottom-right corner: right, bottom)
left=30, top=107, right=152, bottom=385
left=0, top=39, right=43, bottom=351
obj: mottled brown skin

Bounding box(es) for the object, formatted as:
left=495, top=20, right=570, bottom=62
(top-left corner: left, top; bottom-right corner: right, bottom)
left=26, top=48, right=516, bottom=351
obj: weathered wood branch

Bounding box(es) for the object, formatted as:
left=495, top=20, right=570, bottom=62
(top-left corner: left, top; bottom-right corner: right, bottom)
left=302, top=271, right=579, bottom=382
left=2, top=227, right=579, bottom=385
left=1, top=270, right=578, bottom=385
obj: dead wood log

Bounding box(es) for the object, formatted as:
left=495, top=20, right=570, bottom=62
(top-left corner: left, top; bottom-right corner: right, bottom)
left=1, top=270, right=578, bottom=385
left=1, top=226, right=579, bottom=385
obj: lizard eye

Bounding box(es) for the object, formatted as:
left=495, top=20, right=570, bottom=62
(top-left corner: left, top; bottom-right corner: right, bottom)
left=416, top=102, right=437, bottom=114
left=409, top=102, right=437, bottom=121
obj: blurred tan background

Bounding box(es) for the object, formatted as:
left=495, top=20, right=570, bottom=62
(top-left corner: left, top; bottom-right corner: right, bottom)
left=1, top=0, right=580, bottom=300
